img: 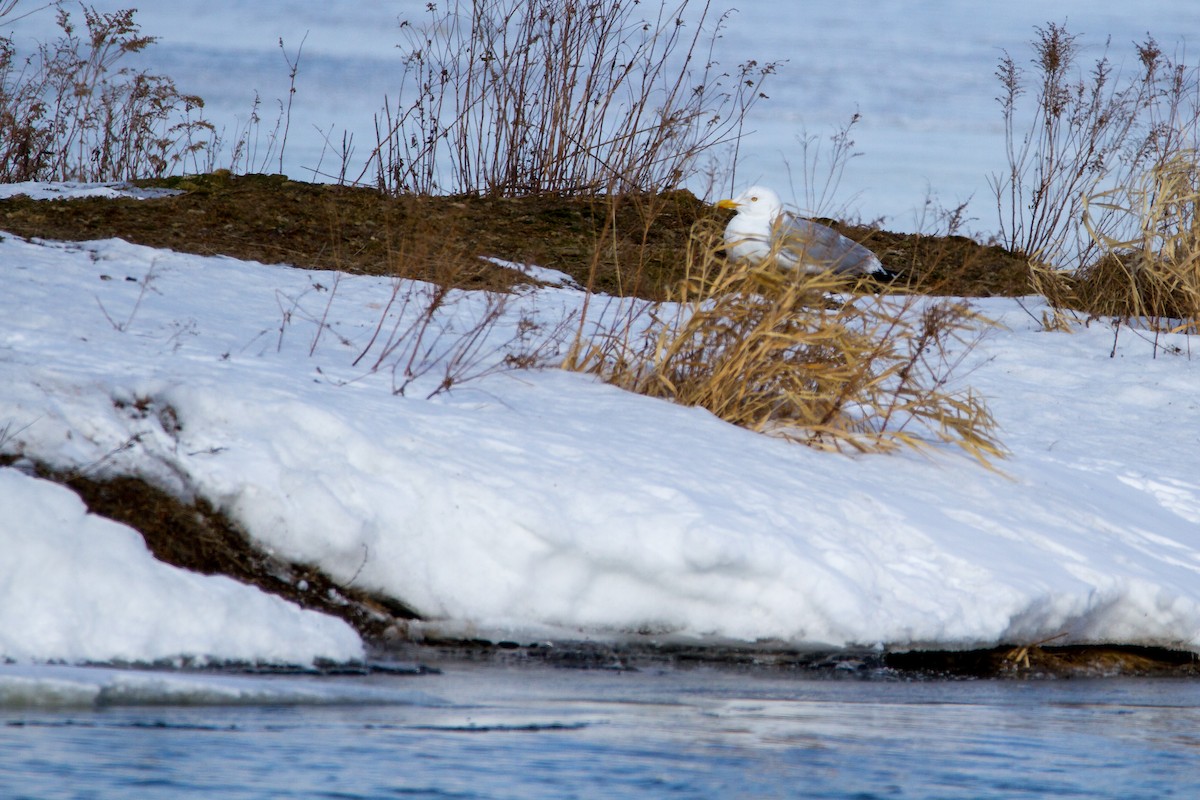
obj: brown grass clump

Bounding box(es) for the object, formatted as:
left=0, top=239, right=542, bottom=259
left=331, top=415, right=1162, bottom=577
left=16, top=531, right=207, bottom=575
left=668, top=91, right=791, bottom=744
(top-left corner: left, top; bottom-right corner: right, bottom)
left=566, top=221, right=1004, bottom=465
left=1032, top=151, right=1200, bottom=348
left=1082, top=152, right=1200, bottom=331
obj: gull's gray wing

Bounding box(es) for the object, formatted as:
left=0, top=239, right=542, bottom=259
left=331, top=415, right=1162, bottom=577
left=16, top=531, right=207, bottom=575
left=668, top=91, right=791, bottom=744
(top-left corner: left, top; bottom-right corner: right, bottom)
left=776, top=215, right=883, bottom=276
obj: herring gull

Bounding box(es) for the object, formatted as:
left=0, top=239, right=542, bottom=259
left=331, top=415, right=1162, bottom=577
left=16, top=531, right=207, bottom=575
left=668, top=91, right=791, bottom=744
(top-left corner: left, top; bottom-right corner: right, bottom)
left=717, top=186, right=889, bottom=277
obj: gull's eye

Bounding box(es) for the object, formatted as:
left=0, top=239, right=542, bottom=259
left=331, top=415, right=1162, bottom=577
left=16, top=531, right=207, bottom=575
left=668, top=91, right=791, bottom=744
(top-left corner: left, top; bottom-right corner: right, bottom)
left=750, top=195, right=758, bottom=202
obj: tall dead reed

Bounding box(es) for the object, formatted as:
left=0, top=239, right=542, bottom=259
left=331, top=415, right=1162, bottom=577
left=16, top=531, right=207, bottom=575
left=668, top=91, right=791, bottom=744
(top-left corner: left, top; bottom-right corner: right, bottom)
left=995, top=24, right=1200, bottom=350
left=358, top=0, right=776, bottom=196
left=992, top=25, right=1200, bottom=266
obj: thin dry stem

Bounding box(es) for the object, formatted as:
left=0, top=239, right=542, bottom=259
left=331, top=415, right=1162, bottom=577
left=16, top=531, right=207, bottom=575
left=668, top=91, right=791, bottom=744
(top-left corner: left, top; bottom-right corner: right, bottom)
left=990, top=24, right=1189, bottom=268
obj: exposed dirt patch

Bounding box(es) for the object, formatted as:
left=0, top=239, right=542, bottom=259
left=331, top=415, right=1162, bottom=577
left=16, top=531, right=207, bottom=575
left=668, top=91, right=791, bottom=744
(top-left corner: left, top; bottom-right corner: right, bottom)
left=885, top=643, right=1200, bottom=678
left=0, top=172, right=1031, bottom=298
left=0, top=173, right=714, bottom=298
left=379, top=638, right=1200, bottom=678
left=855, top=226, right=1031, bottom=296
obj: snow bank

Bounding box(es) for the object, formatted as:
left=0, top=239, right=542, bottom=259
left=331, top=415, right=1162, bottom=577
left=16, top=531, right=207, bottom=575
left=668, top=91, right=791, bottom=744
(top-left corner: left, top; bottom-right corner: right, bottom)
left=0, top=467, right=362, bottom=665
left=3, top=228, right=1200, bottom=662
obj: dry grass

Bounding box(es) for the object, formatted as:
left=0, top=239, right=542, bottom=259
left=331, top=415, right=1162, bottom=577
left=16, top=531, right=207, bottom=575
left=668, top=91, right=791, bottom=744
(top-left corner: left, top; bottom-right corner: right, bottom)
left=345, top=253, right=566, bottom=399
left=1032, top=150, right=1200, bottom=350
left=0, top=4, right=214, bottom=182
left=1081, top=152, right=1200, bottom=332
left=263, top=199, right=573, bottom=398
left=566, top=220, right=1004, bottom=465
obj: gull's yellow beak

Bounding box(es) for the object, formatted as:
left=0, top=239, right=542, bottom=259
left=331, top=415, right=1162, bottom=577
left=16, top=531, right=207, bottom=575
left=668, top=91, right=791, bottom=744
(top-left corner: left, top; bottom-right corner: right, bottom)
left=716, top=198, right=739, bottom=209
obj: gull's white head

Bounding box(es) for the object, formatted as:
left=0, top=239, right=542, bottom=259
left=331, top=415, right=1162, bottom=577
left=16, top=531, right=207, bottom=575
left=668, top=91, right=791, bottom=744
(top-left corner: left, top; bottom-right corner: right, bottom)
left=717, top=186, right=783, bottom=221
left=717, top=186, right=784, bottom=262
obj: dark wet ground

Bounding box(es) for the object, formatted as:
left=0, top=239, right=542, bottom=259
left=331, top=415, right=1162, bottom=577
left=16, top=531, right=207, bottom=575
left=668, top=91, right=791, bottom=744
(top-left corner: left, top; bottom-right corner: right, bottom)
left=0, top=172, right=1032, bottom=299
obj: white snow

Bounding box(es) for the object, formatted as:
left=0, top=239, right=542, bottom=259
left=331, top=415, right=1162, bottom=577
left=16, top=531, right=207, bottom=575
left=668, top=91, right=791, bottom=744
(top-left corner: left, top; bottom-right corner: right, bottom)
left=2, top=213, right=1199, bottom=665
left=0, top=182, right=183, bottom=201
left=0, top=466, right=362, bottom=665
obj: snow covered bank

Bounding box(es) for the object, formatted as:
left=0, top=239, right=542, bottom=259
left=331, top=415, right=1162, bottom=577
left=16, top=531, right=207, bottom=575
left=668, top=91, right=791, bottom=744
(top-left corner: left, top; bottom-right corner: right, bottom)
left=2, top=221, right=1200, bottom=664
left=0, top=468, right=363, bottom=665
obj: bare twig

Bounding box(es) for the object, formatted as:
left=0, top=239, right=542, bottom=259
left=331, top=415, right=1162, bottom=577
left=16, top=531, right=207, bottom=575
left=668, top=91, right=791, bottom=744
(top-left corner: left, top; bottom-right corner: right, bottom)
left=95, top=261, right=159, bottom=332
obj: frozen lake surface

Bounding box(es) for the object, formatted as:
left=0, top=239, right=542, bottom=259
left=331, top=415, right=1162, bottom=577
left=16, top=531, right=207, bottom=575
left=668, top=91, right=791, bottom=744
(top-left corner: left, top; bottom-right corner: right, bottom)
left=4, top=663, right=1200, bottom=799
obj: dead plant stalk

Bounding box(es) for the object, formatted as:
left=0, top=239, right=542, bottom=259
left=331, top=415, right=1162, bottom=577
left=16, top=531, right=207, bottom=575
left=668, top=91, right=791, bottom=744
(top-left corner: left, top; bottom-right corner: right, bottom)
left=359, top=0, right=776, bottom=196
left=990, top=23, right=1172, bottom=267
left=0, top=4, right=215, bottom=182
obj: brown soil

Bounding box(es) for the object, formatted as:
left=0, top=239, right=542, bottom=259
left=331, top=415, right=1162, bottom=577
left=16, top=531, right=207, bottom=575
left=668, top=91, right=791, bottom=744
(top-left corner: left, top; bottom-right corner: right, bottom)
left=886, top=643, right=1200, bottom=678
left=0, top=171, right=1032, bottom=299
left=384, top=638, right=1200, bottom=678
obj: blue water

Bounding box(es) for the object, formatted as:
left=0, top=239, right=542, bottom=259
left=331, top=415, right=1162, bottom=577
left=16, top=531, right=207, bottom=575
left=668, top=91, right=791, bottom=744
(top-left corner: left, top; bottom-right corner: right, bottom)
left=3, top=664, right=1199, bottom=799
